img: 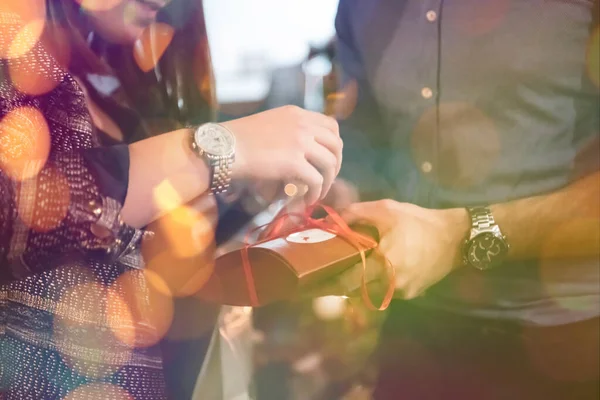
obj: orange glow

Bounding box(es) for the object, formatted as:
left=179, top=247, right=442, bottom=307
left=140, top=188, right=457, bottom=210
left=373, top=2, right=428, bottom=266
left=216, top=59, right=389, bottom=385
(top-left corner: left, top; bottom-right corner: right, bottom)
left=133, top=23, right=175, bottom=72
left=76, top=0, right=124, bottom=12
left=0, top=106, right=51, bottom=181
left=540, top=219, right=600, bottom=262
left=109, top=270, right=174, bottom=348
left=194, top=39, right=218, bottom=109
left=586, top=26, right=599, bottom=88
left=152, top=183, right=215, bottom=255
left=326, top=79, right=358, bottom=120
left=0, top=0, right=46, bottom=59
left=145, top=247, right=215, bottom=298
left=143, top=198, right=217, bottom=296
left=18, top=166, right=70, bottom=233
left=8, top=23, right=71, bottom=96
left=64, top=383, right=133, bottom=400
left=7, top=19, right=45, bottom=59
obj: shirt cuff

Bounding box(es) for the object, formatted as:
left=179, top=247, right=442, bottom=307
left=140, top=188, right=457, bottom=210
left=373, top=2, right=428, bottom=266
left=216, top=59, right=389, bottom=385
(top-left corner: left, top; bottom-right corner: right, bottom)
left=82, top=144, right=130, bottom=205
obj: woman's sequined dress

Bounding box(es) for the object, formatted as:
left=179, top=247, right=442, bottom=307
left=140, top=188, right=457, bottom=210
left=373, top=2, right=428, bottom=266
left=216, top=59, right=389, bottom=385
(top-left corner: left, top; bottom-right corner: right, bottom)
left=0, top=12, right=168, bottom=399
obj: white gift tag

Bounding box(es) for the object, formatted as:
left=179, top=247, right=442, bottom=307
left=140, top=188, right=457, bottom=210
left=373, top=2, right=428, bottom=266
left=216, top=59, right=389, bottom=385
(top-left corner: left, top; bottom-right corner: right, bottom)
left=286, top=229, right=337, bottom=244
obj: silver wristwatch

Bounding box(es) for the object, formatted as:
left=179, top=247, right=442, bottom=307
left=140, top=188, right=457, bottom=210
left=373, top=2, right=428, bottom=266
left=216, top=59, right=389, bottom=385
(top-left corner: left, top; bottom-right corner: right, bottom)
left=190, top=123, right=236, bottom=195
left=463, top=206, right=509, bottom=270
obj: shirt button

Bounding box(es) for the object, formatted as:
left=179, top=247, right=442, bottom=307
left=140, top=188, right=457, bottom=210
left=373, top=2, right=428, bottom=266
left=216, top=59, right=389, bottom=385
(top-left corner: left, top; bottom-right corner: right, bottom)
left=421, top=87, right=433, bottom=99
left=426, top=10, right=437, bottom=22
left=421, top=162, right=433, bottom=173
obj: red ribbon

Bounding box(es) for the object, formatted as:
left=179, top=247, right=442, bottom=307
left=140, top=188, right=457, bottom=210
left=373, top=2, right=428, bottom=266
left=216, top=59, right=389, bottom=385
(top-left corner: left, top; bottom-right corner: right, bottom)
left=240, top=204, right=395, bottom=310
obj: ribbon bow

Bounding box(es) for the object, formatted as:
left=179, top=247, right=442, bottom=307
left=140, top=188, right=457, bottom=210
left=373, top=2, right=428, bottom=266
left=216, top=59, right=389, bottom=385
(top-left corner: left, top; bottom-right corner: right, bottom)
left=241, top=203, right=395, bottom=310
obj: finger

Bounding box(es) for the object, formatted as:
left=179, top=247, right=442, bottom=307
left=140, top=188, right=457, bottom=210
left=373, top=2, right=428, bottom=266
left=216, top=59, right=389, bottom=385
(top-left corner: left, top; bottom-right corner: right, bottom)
left=290, top=160, right=324, bottom=206
left=339, top=201, right=386, bottom=226
left=305, top=142, right=337, bottom=200
left=313, top=129, right=343, bottom=175
left=338, top=257, right=385, bottom=294
left=302, top=111, right=340, bottom=136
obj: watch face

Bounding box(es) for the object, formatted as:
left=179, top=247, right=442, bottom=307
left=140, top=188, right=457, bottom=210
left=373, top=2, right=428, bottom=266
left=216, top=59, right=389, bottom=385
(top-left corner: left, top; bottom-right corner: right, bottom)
left=195, top=125, right=235, bottom=157
left=466, top=232, right=508, bottom=270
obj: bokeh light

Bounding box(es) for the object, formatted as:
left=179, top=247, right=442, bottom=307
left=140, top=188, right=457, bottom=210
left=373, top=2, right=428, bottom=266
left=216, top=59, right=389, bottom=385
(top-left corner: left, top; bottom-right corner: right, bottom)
left=64, top=383, right=133, bottom=400
left=454, top=0, right=510, bottom=35
left=54, top=280, right=132, bottom=379
left=312, top=296, right=347, bottom=320
left=19, top=166, right=70, bottom=233
left=0, top=106, right=51, bottom=181
left=144, top=191, right=217, bottom=297
left=109, top=270, right=174, bottom=348
left=284, top=183, right=299, bottom=197
left=8, top=23, right=71, bottom=96
left=133, top=23, right=175, bottom=72
left=586, top=26, right=599, bottom=88
left=0, top=0, right=46, bottom=59
left=411, top=102, right=500, bottom=189
left=325, top=79, right=358, bottom=120
left=194, top=38, right=218, bottom=109
left=153, top=178, right=184, bottom=213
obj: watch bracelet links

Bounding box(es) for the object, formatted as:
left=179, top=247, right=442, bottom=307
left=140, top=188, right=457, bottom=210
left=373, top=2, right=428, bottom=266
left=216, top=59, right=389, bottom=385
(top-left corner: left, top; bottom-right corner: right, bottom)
left=468, top=207, right=496, bottom=230
left=211, top=157, right=233, bottom=195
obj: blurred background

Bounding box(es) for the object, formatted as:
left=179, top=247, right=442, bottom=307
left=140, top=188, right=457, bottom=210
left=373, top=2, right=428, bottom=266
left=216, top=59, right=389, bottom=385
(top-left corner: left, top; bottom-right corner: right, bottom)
left=204, top=0, right=339, bottom=117
left=203, top=2, right=387, bottom=399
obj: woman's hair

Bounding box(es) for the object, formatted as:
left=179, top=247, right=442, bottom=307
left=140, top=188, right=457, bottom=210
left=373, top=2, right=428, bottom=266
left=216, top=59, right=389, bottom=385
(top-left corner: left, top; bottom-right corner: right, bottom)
left=46, top=0, right=216, bottom=142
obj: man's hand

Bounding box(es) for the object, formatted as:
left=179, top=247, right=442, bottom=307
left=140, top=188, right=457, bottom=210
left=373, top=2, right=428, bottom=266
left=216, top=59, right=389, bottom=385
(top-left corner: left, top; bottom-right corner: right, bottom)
left=333, top=200, right=470, bottom=300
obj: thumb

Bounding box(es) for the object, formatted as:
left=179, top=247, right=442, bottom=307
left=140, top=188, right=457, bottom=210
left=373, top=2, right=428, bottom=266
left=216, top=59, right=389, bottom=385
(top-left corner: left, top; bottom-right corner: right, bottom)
left=339, top=201, right=384, bottom=226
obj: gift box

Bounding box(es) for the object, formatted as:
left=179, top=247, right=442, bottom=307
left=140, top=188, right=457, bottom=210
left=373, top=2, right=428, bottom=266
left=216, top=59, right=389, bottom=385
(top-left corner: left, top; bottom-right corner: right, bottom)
left=196, top=224, right=379, bottom=307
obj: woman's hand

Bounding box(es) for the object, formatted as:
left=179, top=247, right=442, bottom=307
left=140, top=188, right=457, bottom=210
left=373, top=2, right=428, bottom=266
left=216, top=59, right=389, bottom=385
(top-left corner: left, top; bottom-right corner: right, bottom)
left=321, top=178, right=359, bottom=210
left=223, top=106, right=342, bottom=206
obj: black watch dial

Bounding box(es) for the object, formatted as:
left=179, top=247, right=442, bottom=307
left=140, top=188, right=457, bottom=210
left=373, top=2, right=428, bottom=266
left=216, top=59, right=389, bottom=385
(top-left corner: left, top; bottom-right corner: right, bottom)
left=466, top=232, right=508, bottom=270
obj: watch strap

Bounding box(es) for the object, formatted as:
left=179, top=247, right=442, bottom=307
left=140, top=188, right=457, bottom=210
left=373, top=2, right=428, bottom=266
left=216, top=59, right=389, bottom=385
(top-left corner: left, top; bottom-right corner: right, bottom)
left=210, top=157, right=234, bottom=195
left=467, top=206, right=496, bottom=230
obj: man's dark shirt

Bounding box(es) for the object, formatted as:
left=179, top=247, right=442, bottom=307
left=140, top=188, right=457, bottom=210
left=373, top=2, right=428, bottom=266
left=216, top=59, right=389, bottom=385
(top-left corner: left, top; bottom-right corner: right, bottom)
left=335, top=0, right=599, bottom=325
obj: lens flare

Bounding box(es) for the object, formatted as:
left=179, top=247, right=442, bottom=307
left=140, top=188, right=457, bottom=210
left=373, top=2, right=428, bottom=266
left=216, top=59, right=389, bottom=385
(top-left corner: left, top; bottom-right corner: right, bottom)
left=133, top=23, right=175, bottom=72
left=0, top=106, right=51, bottom=181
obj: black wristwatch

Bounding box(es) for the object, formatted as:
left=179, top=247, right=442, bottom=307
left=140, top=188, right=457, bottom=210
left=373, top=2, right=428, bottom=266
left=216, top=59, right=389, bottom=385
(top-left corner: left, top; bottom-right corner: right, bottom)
left=462, top=206, right=509, bottom=270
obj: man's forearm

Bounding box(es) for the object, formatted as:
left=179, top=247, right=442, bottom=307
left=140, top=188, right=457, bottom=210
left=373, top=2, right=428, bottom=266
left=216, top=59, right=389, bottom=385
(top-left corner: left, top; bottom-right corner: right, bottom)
left=489, top=172, right=600, bottom=261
